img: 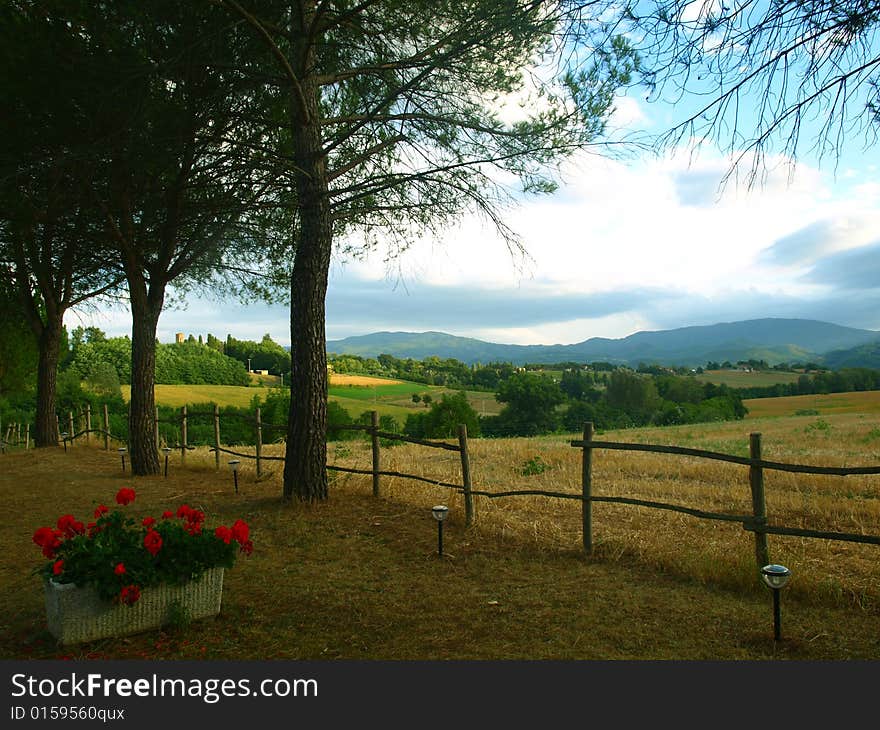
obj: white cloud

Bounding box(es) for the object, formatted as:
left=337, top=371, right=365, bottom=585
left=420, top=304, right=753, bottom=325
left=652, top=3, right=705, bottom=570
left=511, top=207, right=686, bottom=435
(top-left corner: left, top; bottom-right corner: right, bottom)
left=71, top=138, right=880, bottom=348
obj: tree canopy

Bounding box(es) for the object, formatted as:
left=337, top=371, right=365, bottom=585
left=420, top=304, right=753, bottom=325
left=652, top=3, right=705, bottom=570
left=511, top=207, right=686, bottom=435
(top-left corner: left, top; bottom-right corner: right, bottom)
left=626, top=0, right=880, bottom=179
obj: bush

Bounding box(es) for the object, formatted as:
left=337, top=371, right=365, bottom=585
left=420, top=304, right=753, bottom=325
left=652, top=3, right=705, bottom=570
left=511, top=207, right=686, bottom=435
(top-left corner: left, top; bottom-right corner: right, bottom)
left=520, top=456, right=549, bottom=476
left=403, top=392, right=479, bottom=439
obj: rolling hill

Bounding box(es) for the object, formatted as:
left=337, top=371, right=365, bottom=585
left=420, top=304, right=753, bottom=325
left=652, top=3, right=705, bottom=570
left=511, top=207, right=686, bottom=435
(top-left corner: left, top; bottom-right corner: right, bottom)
left=821, top=339, right=880, bottom=369
left=327, top=318, right=879, bottom=367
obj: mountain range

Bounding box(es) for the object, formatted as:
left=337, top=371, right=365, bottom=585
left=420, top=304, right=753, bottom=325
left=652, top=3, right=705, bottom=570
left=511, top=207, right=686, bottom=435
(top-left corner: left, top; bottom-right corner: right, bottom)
left=326, top=318, right=880, bottom=368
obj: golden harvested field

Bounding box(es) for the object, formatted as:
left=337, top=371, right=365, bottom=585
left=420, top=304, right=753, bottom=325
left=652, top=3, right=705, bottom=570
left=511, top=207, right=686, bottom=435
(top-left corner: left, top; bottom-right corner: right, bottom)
left=745, top=390, right=880, bottom=418
left=121, top=384, right=262, bottom=408
left=329, top=374, right=405, bottom=386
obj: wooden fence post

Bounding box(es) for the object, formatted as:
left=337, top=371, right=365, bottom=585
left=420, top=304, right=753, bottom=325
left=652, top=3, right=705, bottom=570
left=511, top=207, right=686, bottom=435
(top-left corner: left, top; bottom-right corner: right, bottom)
left=213, top=405, right=221, bottom=470
left=68, top=412, right=74, bottom=443
left=256, top=407, right=263, bottom=477
left=16, top=422, right=21, bottom=445
left=25, top=423, right=30, bottom=450
left=154, top=406, right=160, bottom=450
left=371, top=410, right=381, bottom=497
left=458, top=424, right=474, bottom=527
left=581, top=421, right=594, bottom=555
left=86, top=404, right=92, bottom=443
left=749, top=432, right=770, bottom=569
left=181, top=405, right=188, bottom=466
left=103, top=404, right=110, bottom=450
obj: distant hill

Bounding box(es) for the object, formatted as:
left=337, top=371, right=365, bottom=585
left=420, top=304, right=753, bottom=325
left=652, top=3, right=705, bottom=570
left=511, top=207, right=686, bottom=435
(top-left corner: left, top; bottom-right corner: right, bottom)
left=822, top=339, right=880, bottom=369
left=326, top=318, right=879, bottom=367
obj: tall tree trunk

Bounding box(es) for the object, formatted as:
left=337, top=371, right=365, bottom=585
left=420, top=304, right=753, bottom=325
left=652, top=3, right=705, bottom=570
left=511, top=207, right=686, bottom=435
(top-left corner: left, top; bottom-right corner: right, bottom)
left=33, top=317, right=62, bottom=447
left=283, top=10, right=331, bottom=502
left=283, top=213, right=331, bottom=501
left=128, top=287, right=164, bottom=475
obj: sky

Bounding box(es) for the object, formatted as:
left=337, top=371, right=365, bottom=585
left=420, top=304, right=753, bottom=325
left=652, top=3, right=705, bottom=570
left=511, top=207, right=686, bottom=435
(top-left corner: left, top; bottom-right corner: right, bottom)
left=70, top=53, right=880, bottom=349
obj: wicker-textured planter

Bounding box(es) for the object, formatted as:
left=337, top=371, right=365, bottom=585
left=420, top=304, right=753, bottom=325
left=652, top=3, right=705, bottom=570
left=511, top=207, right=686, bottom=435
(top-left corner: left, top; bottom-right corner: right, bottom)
left=44, top=567, right=225, bottom=644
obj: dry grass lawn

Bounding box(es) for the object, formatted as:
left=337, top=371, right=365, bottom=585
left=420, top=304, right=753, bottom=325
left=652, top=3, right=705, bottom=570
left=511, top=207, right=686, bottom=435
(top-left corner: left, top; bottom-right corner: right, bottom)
left=2, top=412, right=879, bottom=660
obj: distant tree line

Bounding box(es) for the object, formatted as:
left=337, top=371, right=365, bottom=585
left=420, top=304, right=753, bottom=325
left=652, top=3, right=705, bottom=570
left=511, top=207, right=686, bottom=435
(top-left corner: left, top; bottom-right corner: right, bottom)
left=11, top=325, right=880, bottom=446
left=730, top=369, right=880, bottom=400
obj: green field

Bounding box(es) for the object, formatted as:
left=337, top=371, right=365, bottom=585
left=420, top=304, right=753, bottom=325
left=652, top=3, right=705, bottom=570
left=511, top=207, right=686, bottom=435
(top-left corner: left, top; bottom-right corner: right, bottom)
left=122, top=379, right=503, bottom=421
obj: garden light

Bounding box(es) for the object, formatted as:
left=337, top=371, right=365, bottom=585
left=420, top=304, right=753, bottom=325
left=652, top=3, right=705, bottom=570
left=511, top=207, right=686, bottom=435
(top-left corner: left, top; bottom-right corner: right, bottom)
left=761, top=564, right=792, bottom=641
left=118, top=447, right=126, bottom=472
left=229, top=459, right=241, bottom=494
left=162, top=447, right=172, bottom=477
left=432, top=505, right=449, bottom=557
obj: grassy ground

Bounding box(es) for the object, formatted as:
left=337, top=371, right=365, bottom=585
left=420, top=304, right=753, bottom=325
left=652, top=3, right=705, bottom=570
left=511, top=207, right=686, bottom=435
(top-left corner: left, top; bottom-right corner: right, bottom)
left=3, top=412, right=879, bottom=660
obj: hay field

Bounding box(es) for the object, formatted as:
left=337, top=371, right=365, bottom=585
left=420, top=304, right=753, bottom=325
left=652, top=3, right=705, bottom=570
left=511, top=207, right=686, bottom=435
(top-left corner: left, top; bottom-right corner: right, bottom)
left=321, top=413, right=880, bottom=611
left=745, top=390, right=880, bottom=418
left=329, top=374, right=405, bottom=386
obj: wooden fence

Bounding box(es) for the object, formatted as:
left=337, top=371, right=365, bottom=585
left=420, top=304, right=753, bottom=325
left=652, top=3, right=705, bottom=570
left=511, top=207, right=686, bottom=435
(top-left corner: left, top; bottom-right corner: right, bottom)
left=11, top=409, right=880, bottom=565
left=210, top=411, right=476, bottom=527
left=39, top=405, right=477, bottom=527
left=1, top=418, right=30, bottom=452
left=559, top=422, right=880, bottom=568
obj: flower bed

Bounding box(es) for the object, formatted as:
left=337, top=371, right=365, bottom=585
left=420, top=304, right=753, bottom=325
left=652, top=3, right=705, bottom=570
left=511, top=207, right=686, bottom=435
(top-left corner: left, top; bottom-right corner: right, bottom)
left=33, top=488, right=252, bottom=643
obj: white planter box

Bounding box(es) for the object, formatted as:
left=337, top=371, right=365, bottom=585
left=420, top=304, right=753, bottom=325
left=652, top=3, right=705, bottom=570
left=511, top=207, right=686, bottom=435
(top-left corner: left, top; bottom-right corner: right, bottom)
left=44, top=567, right=224, bottom=645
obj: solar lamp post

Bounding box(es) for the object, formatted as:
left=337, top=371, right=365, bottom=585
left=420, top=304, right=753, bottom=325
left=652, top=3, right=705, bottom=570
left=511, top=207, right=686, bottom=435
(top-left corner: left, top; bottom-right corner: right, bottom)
left=229, top=459, right=241, bottom=494
left=432, top=505, right=449, bottom=557
left=761, top=564, right=792, bottom=641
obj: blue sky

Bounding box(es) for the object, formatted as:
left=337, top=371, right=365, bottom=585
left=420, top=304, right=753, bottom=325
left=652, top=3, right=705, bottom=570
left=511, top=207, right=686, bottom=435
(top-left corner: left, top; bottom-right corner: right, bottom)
left=72, top=56, right=880, bottom=348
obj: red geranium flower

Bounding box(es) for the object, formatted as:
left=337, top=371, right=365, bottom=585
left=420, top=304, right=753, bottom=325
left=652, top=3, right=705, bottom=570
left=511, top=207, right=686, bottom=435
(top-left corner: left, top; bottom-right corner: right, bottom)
left=32, top=526, right=56, bottom=547
left=32, top=527, right=62, bottom=558
left=94, top=505, right=109, bottom=519
left=214, top=526, right=232, bottom=544
left=115, top=488, right=136, bottom=506
left=114, top=563, right=126, bottom=576
left=187, top=509, right=205, bottom=525
left=231, top=519, right=249, bottom=543
left=143, top=529, right=163, bottom=556
left=119, top=585, right=140, bottom=605
left=176, top=504, right=192, bottom=519
left=161, top=510, right=174, bottom=520
left=142, top=516, right=156, bottom=528
left=53, top=560, right=64, bottom=575
left=57, top=514, right=85, bottom=538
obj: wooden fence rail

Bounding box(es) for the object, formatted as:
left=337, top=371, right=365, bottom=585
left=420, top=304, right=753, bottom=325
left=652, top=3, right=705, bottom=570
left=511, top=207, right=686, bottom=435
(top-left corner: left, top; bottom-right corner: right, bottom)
left=569, top=422, right=880, bottom=566
left=22, top=411, right=880, bottom=561
left=50, top=404, right=476, bottom=526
